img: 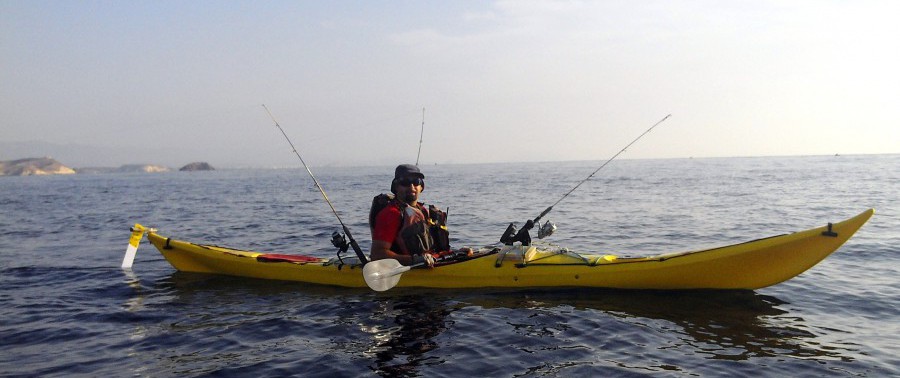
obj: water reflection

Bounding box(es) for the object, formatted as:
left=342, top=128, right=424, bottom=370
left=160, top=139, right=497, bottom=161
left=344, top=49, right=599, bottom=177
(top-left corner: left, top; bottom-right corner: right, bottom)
left=121, top=268, right=145, bottom=312
left=121, top=267, right=149, bottom=377
left=137, top=273, right=860, bottom=375
left=155, top=273, right=458, bottom=376
left=460, top=289, right=851, bottom=362
left=367, top=295, right=453, bottom=377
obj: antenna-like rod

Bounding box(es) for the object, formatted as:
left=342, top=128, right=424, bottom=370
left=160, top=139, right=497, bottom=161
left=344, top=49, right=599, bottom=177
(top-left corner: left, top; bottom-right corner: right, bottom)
left=416, top=107, right=425, bottom=165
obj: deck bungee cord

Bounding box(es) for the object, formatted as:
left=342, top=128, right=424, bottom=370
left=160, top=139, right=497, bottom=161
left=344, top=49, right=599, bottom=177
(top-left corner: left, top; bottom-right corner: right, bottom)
left=262, top=104, right=369, bottom=265
left=499, top=114, right=672, bottom=246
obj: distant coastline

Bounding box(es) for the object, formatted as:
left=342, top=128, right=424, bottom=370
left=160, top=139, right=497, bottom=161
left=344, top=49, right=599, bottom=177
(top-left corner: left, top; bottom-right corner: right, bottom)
left=0, top=157, right=176, bottom=176
left=0, top=157, right=76, bottom=176
left=3, top=154, right=898, bottom=176
left=76, top=164, right=172, bottom=175
left=0, top=157, right=223, bottom=176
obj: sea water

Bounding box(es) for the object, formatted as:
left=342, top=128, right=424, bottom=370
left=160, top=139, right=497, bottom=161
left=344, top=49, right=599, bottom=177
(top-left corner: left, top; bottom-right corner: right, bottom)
left=1, top=155, right=898, bottom=377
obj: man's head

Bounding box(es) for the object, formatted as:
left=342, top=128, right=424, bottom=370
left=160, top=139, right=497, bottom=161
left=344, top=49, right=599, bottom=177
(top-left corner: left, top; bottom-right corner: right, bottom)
left=391, top=164, right=425, bottom=203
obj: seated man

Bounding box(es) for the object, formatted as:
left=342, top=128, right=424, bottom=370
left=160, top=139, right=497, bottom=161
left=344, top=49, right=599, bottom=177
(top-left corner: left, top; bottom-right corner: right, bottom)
left=369, top=164, right=448, bottom=267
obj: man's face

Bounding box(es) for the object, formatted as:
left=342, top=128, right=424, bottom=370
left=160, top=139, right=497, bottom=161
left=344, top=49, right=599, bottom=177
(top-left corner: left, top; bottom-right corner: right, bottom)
left=395, top=176, right=423, bottom=204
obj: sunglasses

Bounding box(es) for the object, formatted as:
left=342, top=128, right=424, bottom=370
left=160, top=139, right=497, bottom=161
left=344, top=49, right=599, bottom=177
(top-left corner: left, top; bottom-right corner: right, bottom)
left=397, top=177, right=424, bottom=187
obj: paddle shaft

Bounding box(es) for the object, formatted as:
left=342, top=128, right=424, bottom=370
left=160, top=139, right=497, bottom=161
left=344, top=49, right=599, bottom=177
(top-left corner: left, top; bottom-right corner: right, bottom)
left=385, top=262, right=423, bottom=277
left=262, top=104, right=369, bottom=264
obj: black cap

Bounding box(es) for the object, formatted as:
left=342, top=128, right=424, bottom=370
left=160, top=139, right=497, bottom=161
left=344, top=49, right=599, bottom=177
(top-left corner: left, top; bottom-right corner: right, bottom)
left=394, top=164, right=424, bottom=179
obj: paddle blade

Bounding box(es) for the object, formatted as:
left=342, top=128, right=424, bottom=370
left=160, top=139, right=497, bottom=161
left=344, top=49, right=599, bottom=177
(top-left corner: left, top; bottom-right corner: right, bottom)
left=363, top=259, right=411, bottom=291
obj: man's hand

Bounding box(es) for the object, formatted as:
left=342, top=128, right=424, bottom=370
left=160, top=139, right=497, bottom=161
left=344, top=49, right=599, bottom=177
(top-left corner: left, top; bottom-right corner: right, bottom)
left=412, top=253, right=436, bottom=268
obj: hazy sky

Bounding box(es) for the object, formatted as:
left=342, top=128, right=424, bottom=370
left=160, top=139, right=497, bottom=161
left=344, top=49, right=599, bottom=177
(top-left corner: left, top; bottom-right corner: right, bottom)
left=2, top=1, right=898, bottom=168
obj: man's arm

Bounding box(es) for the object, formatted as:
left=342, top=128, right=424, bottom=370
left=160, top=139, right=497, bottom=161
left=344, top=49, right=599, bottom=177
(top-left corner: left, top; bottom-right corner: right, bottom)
left=370, top=205, right=418, bottom=265
left=370, top=240, right=417, bottom=265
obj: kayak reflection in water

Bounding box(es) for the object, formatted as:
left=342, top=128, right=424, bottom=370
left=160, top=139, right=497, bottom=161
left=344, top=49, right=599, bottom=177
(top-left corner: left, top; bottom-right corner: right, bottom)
left=371, top=296, right=451, bottom=376
left=369, top=164, right=451, bottom=268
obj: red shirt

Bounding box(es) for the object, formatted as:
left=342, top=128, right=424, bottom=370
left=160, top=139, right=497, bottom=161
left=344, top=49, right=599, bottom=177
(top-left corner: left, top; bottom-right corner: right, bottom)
left=371, top=204, right=402, bottom=245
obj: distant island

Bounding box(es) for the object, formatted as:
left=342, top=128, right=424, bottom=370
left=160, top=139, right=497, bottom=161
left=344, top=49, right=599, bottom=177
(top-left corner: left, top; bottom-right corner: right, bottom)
left=1, top=157, right=182, bottom=176
left=0, top=157, right=76, bottom=176
left=179, top=162, right=215, bottom=171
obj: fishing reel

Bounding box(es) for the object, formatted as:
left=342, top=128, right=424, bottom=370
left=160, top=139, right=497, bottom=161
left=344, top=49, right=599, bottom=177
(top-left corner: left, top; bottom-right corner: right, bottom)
left=538, top=220, right=557, bottom=239
left=330, top=231, right=352, bottom=266
left=500, top=219, right=556, bottom=246
left=331, top=231, right=350, bottom=255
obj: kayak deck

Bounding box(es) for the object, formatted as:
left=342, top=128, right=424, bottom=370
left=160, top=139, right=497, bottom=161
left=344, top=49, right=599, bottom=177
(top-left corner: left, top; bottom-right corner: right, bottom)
left=144, top=209, right=873, bottom=290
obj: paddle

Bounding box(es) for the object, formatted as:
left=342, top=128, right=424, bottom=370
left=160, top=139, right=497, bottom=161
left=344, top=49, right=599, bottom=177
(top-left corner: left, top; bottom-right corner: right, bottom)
left=363, top=259, right=424, bottom=291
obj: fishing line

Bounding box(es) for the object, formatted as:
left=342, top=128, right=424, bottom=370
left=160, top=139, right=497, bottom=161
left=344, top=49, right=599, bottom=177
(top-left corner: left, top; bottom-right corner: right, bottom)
left=501, top=114, right=672, bottom=245
left=546, top=114, right=671, bottom=214
left=262, top=104, right=369, bottom=264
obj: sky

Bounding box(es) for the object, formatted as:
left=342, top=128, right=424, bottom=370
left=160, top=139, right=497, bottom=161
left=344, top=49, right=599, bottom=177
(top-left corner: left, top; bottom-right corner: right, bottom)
left=2, top=0, right=898, bottom=168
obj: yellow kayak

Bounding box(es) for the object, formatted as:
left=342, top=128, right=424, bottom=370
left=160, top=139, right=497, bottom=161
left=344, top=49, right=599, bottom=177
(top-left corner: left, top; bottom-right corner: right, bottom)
left=135, top=209, right=873, bottom=290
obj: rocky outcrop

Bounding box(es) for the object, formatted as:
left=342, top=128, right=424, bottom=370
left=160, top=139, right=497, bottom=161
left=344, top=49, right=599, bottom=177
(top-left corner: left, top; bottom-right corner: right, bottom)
left=0, top=157, right=76, bottom=176
left=179, top=162, right=215, bottom=171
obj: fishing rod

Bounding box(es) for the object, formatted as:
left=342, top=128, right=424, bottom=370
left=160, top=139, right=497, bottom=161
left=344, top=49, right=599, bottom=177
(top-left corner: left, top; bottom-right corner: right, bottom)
left=262, top=104, right=369, bottom=264
left=500, top=114, right=672, bottom=246
left=415, top=107, right=425, bottom=166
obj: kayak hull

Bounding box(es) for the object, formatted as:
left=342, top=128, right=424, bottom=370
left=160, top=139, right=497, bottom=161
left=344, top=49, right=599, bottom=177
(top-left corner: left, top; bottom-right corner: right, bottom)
left=145, top=209, right=873, bottom=290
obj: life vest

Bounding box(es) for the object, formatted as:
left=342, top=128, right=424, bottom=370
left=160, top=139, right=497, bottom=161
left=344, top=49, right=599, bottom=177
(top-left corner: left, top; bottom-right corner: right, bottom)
left=369, top=193, right=450, bottom=255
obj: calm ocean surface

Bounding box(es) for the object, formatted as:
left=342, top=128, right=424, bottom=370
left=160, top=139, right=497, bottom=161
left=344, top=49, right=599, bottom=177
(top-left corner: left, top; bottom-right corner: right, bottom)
left=1, top=155, right=898, bottom=377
